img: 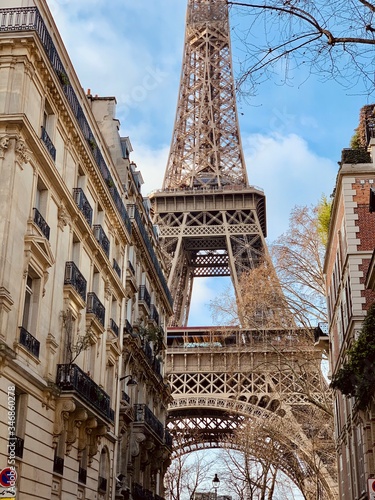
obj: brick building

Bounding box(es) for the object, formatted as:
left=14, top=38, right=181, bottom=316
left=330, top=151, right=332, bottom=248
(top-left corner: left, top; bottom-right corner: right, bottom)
left=325, top=105, right=375, bottom=499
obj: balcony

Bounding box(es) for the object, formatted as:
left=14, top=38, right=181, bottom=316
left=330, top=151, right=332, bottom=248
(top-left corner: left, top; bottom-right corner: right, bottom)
left=128, top=204, right=172, bottom=308
left=64, top=262, right=87, bottom=303
left=150, top=305, right=159, bottom=326
left=53, top=455, right=64, bottom=475
left=139, top=285, right=151, bottom=310
left=19, top=327, right=40, bottom=358
left=110, top=318, right=119, bottom=337
left=33, top=207, right=50, bottom=240
left=113, top=258, right=121, bottom=278
left=124, top=319, right=133, bottom=335
left=73, top=188, right=93, bottom=227
left=128, top=260, right=135, bottom=276
left=56, top=364, right=114, bottom=422
left=9, top=436, right=24, bottom=459
left=134, top=404, right=164, bottom=441
left=78, top=467, right=87, bottom=484
left=98, top=476, right=107, bottom=493
left=87, top=292, right=105, bottom=327
left=41, top=126, right=56, bottom=161
left=93, top=225, right=110, bottom=258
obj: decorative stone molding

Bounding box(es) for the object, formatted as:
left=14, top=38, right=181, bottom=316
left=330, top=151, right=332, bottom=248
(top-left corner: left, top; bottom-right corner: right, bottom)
left=15, top=137, right=31, bottom=166
left=57, top=202, right=70, bottom=230
left=130, top=431, right=146, bottom=458
left=53, top=398, right=76, bottom=447
left=0, top=135, right=9, bottom=159
left=88, top=424, right=108, bottom=464
left=66, top=408, right=88, bottom=454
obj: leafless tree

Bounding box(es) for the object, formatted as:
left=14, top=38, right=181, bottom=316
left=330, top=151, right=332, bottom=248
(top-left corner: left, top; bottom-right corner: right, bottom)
left=165, top=450, right=215, bottom=500
left=228, top=0, right=375, bottom=96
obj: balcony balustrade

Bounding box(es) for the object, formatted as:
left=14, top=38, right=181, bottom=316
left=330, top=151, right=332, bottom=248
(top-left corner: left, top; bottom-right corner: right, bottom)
left=134, top=404, right=164, bottom=441
left=165, top=429, right=173, bottom=448
left=113, top=258, right=121, bottom=278
left=73, top=188, right=93, bottom=227
left=121, top=390, right=130, bottom=404
left=9, top=436, right=24, bottom=459
left=98, top=476, right=107, bottom=493
left=56, top=364, right=114, bottom=422
left=150, top=305, right=159, bottom=325
left=110, top=318, right=119, bottom=337
left=53, top=455, right=64, bottom=475
left=93, top=225, right=110, bottom=258
left=78, top=467, right=87, bottom=484
left=19, top=327, right=40, bottom=358
left=64, top=261, right=87, bottom=302
left=128, top=204, right=172, bottom=307
left=41, top=125, right=56, bottom=161
left=33, top=207, right=50, bottom=240
left=139, top=285, right=151, bottom=310
left=128, top=260, right=135, bottom=276
left=133, top=483, right=156, bottom=500
left=124, top=319, right=133, bottom=335
left=87, top=292, right=105, bottom=326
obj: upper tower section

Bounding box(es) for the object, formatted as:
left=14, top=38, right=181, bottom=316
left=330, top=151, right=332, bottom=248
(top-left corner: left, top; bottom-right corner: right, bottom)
left=163, top=0, right=249, bottom=190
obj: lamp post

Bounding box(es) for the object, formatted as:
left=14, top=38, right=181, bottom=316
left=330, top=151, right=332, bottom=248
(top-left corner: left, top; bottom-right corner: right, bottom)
left=119, top=374, right=138, bottom=385
left=212, top=474, right=220, bottom=500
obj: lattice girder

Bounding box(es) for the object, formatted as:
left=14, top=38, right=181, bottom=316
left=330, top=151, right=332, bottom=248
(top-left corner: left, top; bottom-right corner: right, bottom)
left=163, top=0, right=247, bottom=190
left=165, top=327, right=338, bottom=499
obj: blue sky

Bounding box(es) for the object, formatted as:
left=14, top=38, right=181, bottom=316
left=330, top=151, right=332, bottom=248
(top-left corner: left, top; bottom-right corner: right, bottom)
left=46, top=0, right=372, bottom=327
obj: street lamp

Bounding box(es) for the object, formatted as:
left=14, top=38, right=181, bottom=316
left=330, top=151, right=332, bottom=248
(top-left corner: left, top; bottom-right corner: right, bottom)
left=119, top=374, right=138, bottom=385
left=212, top=474, right=220, bottom=500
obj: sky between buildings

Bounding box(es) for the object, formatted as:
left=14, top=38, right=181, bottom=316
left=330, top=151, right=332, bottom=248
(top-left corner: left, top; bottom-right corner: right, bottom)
left=46, top=0, right=372, bottom=326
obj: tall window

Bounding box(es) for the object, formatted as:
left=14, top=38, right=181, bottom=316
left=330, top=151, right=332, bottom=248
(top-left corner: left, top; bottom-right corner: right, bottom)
left=22, top=270, right=41, bottom=335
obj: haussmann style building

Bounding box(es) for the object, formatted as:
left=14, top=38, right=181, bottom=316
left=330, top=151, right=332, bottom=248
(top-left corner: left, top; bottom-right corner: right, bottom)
left=0, top=2, right=173, bottom=499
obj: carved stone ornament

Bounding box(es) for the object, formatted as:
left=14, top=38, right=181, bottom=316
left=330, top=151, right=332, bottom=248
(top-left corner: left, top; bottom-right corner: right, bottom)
left=58, top=202, right=70, bottom=229
left=0, top=135, right=9, bottom=158
left=130, top=432, right=146, bottom=458
left=15, top=138, right=31, bottom=165
left=53, top=398, right=76, bottom=447
left=88, top=424, right=108, bottom=464
left=66, top=408, right=88, bottom=455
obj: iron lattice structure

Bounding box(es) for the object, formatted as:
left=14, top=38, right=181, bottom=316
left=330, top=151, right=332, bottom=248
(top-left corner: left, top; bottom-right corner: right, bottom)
left=151, top=0, right=266, bottom=326
left=150, top=1, right=338, bottom=498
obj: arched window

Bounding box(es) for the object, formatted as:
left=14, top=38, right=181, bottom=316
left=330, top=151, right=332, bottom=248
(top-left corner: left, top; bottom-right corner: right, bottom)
left=98, top=447, right=110, bottom=497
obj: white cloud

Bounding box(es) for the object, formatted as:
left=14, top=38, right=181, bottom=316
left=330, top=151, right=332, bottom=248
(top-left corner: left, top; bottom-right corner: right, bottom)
left=243, top=132, right=337, bottom=242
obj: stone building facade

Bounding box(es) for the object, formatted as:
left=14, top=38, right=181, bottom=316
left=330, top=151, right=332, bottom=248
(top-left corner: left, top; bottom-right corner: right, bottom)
left=324, top=106, right=375, bottom=499
left=0, top=2, right=172, bottom=499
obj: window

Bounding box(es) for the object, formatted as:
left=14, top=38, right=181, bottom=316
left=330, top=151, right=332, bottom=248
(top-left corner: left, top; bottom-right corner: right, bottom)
left=33, top=178, right=50, bottom=240
left=20, top=269, right=41, bottom=358
left=41, top=101, right=56, bottom=161
left=98, top=448, right=109, bottom=496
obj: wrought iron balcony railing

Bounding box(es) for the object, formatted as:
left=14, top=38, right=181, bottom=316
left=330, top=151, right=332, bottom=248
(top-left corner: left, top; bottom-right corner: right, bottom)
left=93, top=225, right=110, bottom=258
left=133, top=483, right=158, bottom=500
left=110, top=318, right=119, bottom=337
left=53, top=455, right=64, bottom=475
left=128, top=204, right=172, bottom=307
left=98, top=476, right=107, bottom=493
left=0, top=7, right=132, bottom=236
left=124, top=319, right=133, bottom=335
left=56, top=364, right=114, bottom=422
left=64, top=261, right=87, bottom=302
left=19, top=327, right=40, bottom=358
left=165, top=429, right=173, bottom=448
left=41, top=125, right=56, bottom=161
left=73, top=188, right=93, bottom=227
left=150, top=304, right=159, bottom=325
left=127, top=260, right=135, bottom=276
left=78, top=467, right=87, bottom=484
left=33, top=207, right=50, bottom=240
left=139, top=285, right=151, bottom=310
left=134, top=404, right=164, bottom=441
left=121, top=390, right=130, bottom=404
left=113, top=258, right=121, bottom=278
left=87, top=292, right=105, bottom=327
left=9, top=436, right=24, bottom=459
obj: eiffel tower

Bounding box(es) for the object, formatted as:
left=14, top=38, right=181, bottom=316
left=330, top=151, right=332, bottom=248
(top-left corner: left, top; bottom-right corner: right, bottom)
left=150, top=1, right=338, bottom=497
